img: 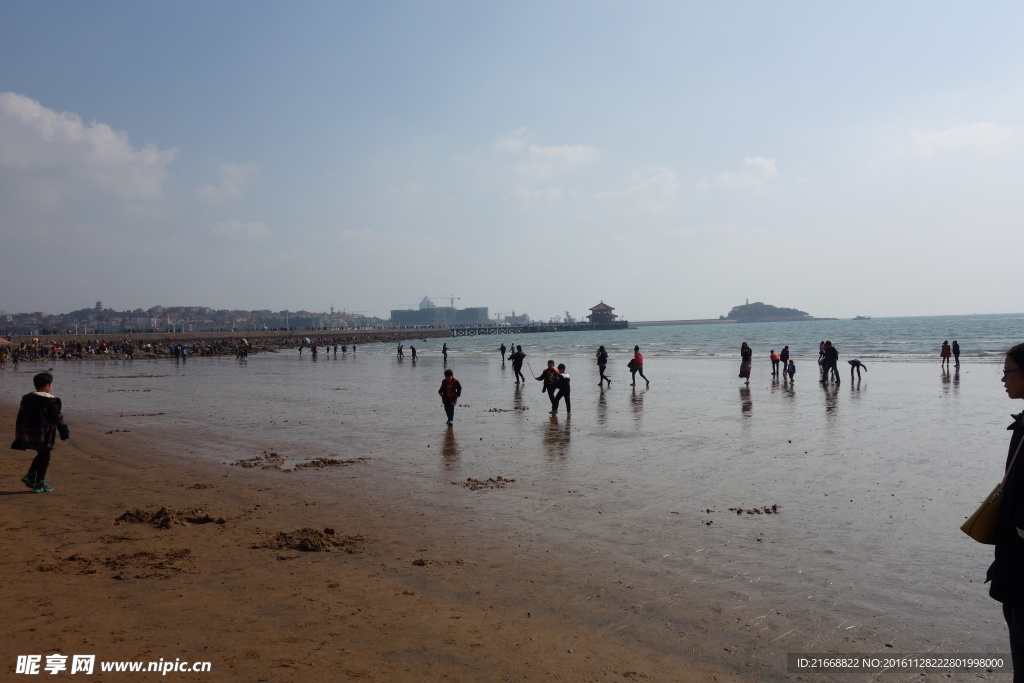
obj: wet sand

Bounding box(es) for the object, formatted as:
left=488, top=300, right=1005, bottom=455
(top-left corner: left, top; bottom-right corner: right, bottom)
left=0, top=403, right=749, bottom=681
left=0, top=354, right=1014, bottom=681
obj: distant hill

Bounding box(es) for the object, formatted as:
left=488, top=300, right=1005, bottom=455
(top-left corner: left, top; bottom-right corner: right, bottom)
left=724, top=302, right=812, bottom=323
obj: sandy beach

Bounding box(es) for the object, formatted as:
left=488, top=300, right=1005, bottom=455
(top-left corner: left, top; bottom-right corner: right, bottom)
left=0, top=401, right=748, bottom=681
left=0, top=352, right=1014, bottom=681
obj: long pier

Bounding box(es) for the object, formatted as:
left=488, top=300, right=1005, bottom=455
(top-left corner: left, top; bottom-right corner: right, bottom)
left=449, top=321, right=629, bottom=337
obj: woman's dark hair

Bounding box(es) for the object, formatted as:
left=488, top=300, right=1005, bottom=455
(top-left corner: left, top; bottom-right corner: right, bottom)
left=1007, top=344, right=1024, bottom=368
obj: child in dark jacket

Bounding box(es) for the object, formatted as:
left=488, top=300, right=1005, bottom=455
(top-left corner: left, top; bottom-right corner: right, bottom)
left=11, top=372, right=70, bottom=493
left=438, top=369, right=462, bottom=426
left=553, top=363, right=571, bottom=415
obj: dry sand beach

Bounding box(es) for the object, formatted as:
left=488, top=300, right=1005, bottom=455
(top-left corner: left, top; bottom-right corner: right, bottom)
left=0, top=351, right=1015, bottom=681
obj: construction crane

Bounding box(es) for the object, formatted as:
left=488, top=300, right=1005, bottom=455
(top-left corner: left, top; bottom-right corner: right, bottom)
left=428, top=295, right=461, bottom=308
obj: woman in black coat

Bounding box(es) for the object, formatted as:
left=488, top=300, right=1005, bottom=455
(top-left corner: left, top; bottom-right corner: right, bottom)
left=989, top=342, right=1024, bottom=680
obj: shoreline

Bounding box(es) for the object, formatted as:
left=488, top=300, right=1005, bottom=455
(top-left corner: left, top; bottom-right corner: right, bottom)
left=0, top=399, right=751, bottom=681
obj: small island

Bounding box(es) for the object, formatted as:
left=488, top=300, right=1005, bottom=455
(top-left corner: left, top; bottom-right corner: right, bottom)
left=721, top=302, right=831, bottom=323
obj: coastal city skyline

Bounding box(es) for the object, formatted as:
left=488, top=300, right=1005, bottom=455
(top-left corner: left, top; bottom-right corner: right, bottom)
left=2, top=3, right=1023, bottom=321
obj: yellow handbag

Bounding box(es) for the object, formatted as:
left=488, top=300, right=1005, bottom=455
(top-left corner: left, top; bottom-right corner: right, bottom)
left=962, top=439, right=1024, bottom=544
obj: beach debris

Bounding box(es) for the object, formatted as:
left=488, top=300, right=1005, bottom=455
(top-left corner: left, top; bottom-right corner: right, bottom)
left=728, top=505, right=780, bottom=516
left=232, top=451, right=367, bottom=471
left=38, top=549, right=192, bottom=580
left=454, top=476, right=516, bottom=491
left=293, top=457, right=367, bottom=470
left=114, top=507, right=221, bottom=529
left=253, top=528, right=365, bottom=553
left=487, top=406, right=530, bottom=412
left=104, top=429, right=132, bottom=434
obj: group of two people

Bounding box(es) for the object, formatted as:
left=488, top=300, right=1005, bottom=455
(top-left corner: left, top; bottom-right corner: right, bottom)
left=940, top=340, right=961, bottom=370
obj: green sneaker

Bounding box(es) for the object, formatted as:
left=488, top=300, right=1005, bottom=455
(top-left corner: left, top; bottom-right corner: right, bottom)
left=21, top=474, right=35, bottom=489
left=33, top=481, right=53, bottom=493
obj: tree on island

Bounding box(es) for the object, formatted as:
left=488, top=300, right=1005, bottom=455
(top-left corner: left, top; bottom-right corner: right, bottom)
left=724, top=302, right=810, bottom=321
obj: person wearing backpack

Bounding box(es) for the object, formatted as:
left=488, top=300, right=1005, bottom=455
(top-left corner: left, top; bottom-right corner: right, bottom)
left=438, top=369, right=462, bottom=426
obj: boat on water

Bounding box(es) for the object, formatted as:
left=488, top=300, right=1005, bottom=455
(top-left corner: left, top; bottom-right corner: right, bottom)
left=853, top=315, right=871, bottom=320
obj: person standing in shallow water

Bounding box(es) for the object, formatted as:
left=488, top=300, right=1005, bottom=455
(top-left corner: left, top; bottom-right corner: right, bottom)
left=953, top=340, right=961, bottom=369
left=941, top=340, right=952, bottom=370
left=442, top=343, right=448, bottom=364
left=510, top=345, right=526, bottom=384
left=535, top=360, right=560, bottom=410
left=499, top=343, right=506, bottom=364
left=986, top=343, right=1024, bottom=680
left=596, top=346, right=611, bottom=387
left=738, top=342, right=752, bottom=384
left=629, top=345, right=649, bottom=386
left=437, top=368, right=462, bottom=426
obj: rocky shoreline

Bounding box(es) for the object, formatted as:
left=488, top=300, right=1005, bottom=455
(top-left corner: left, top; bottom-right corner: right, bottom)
left=3, top=328, right=451, bottom=361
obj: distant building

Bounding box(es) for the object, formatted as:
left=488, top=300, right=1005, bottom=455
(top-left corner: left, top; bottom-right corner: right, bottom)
left=587, top=302, right=618, bottom=324
left=391, top=303, right=489, bottom=327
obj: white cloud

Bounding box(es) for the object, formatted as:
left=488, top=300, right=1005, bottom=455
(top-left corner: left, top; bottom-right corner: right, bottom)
left=905, top=123, right=1017, bottom=158
left=596, top=168, right=678, bottom=213
left=514, top=186, right=564, bottom=202
left=0, top=92, right=177, bottom=206
left=493, top=128, right=527, bottom=155
left=717, top=156, right=778, bottom=192
left=212, top=219, right=270, bottom=239
left=528, top=144, right=597, bottom=165
left=197, top=162, right=258, bottom=203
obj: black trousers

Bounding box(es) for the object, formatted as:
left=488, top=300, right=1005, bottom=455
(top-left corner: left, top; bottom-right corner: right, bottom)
left=554, top=390, right=571, bottom=413
left=1005, top=603, right=1024, bottom=683
left=545, top=387, right=558, bottom=407
left=443, top=402, right=456, bottom=421
left=28, top=447, right=51, bottom=482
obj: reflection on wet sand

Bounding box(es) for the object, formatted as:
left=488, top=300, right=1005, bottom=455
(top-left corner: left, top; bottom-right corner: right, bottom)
left=630, top=387, right=645, bottom=425
left=821, top=381, right=840, bottom=415
left=441, top=428, right=460, bottom=465
left=597, top=389, right=608, bottom=425
left=739, top=386, right=752, bottom=415
left=543, top=416, right=570, bottom=459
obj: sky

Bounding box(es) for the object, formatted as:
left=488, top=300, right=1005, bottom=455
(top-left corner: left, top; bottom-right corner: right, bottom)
left=1, top=1, right=1022, bottom=322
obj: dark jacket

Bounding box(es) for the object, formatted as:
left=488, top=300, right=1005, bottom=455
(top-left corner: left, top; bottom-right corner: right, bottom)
left=438, top=378, right=462, bottom=404
left=597, top=350, right=608, bottom=367
left=556, top=373, right=571, bottom=395
left=988, top=413, right=1024, bottom=606
left=536, top=368, right=559, bottom=389
left=509, top=351, right=525, bottom=367
left=10, top=392, right=69, bottom=451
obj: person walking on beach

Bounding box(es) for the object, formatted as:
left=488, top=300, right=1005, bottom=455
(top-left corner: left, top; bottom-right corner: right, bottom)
left=552, top=363, right=571, bottom=415
left=410, top=346, right=417, bottom=362
left=786, top=359, right=796, bottom=382
left=438, top=368, right=462, bottom=426
left=397, top=343, right=404, bottom=359
left=780, top=345, right=790, bottom=371
left=770, top=349, right=780, bottom=376
left=11, top=372, right=70, bottom=493
left=821, top=341, right=840, bottom=383
left=941, top=340, right=952, bottom=370
left=536, top=360, right=561, bottom=410
left=984, top=343, right=1024, bottom=678
left=953, top=340, right=961, bottom=368
left=739, top=342, right=752, bottom=384
left=510, top=345, right=526, bottom=384
left=442, top=343, right=448, bottom=364
left=848, top=359, right=867, bottom=380
left=629, top=345, right=650, bottom=386
left=596, top=346, right=611, bottom=387
left=499, top=343, right=506, bottom=364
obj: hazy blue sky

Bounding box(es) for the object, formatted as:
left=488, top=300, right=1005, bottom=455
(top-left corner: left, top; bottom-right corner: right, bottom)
left=1, top=2, right=1021, bottom=321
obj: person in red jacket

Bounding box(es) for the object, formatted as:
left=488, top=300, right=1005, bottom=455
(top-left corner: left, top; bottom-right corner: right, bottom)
left=629, top=345, right=650, bottom=386
left=438, top=369, right=462, bottom=426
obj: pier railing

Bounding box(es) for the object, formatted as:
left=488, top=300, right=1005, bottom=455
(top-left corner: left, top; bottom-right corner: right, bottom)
left=448, top=321, right=629, bottom=337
